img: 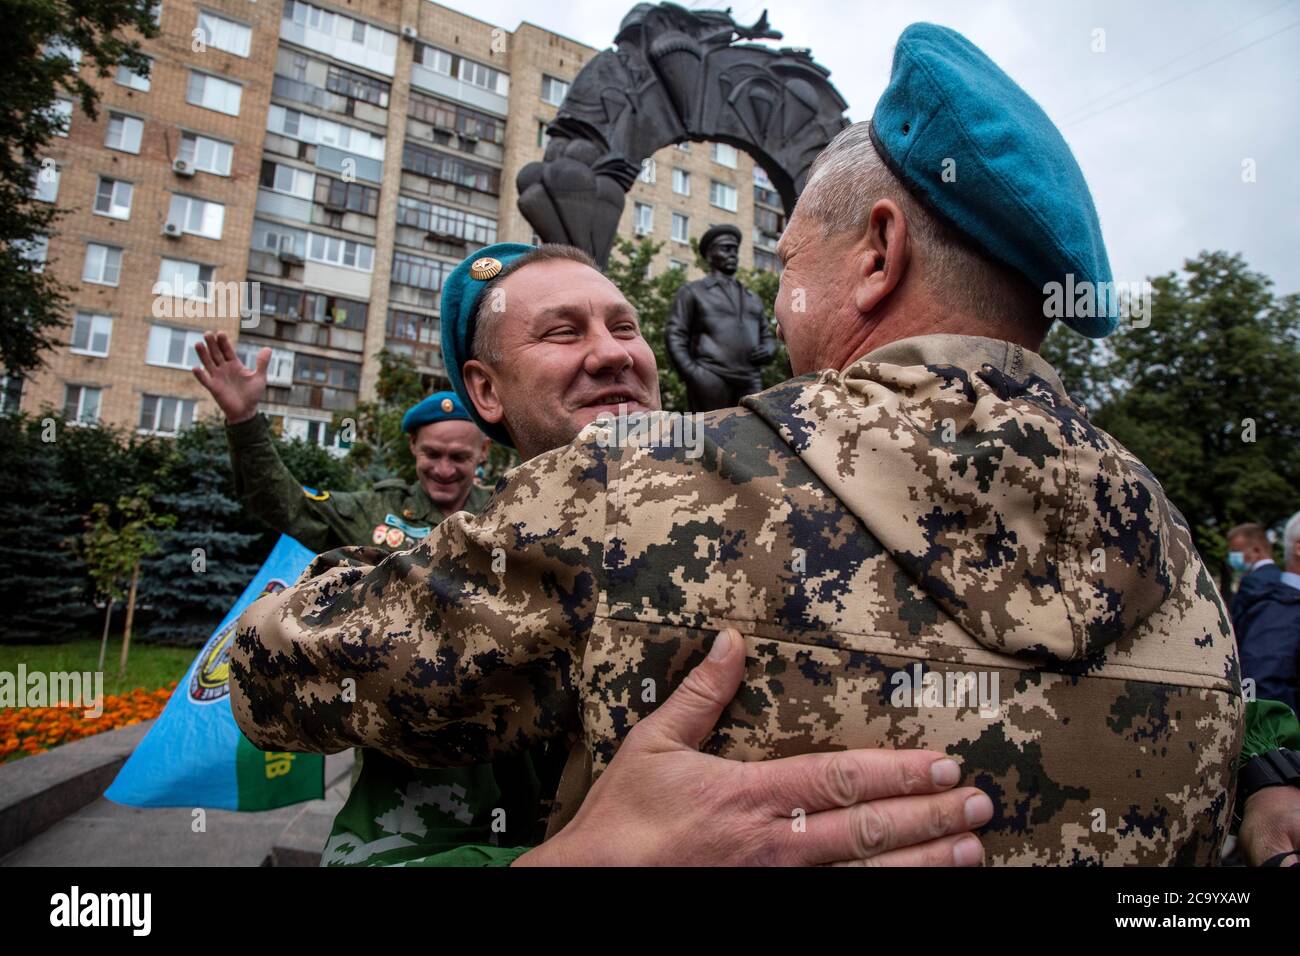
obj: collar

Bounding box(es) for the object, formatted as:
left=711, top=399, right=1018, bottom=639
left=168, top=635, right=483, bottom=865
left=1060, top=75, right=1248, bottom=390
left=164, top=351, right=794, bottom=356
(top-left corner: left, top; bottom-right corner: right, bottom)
left=858, top=334, right=1068, bottom=395
left=1251, top=558, right=1276, bottom=570
left=1282, top=571, right=1300, bottom=592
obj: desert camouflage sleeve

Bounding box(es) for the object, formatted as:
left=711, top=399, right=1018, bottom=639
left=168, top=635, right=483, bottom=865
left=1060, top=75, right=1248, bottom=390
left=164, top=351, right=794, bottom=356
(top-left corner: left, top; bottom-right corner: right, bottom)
left=228, top=435, right=610, bottom=768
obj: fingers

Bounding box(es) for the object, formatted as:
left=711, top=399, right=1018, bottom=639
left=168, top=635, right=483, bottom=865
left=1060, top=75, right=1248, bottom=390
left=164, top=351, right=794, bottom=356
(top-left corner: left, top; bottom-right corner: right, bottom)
left=630, top=628, right=746, bottom=753
left=254, top=346, right=271, bottom=376
left=741, top=746, right=968, bottom=816
left=192, top=364, right=213, bottom=391
left=832, top=832, right=985, bottom=868
left=202, top=331, right=225, bottom=368
left=194, top=337, right=218, bottom=375
left=216, top=330, right=238, bottom=363
left=782, top=786, right=994, bottom=866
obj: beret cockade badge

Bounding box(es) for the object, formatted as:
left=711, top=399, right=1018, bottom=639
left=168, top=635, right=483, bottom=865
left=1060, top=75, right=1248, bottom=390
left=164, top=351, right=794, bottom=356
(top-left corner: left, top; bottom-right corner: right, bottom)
left=469, top=257, right=502, bottom=281
left=440, top=398, right=454, bottom=413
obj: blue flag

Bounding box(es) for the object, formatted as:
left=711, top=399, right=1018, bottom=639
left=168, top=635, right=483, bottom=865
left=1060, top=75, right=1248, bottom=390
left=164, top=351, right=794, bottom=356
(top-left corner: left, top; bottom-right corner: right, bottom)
left=106, top=535, right=323, bottom=810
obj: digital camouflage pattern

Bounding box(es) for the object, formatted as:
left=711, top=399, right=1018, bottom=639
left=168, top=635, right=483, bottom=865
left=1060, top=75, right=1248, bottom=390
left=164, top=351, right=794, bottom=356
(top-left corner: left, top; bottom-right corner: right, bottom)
left=232, top=333, right=1243, bottom=866
left=224, top=412, right=527, bottom=866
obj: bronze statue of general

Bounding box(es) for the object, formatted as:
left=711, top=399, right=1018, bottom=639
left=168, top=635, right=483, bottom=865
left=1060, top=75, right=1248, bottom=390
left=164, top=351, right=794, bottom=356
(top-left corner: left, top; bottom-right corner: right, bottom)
left=666, top=224, right=775, bottom=412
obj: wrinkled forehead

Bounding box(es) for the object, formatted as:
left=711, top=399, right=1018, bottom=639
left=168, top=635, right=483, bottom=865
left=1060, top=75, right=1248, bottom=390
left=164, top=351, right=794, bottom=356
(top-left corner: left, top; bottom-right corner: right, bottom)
left=499, top=260, right=636, bottom=324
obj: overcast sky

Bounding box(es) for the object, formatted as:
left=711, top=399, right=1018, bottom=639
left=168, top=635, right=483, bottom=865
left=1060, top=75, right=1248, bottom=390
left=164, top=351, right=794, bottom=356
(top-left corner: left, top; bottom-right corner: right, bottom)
left=462, top=0, right=1300, bottom=295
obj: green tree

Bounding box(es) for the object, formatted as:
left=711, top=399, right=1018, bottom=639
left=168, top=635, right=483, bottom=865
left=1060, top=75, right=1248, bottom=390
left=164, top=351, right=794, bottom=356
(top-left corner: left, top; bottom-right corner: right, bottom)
left=1092, top=251, right=1300, bottom=591
left=1038, top=321, right=1108, bottom=410
left=135, top=422, right=258, bottom=645
left=81, top=485, right=174, bottom=673
left=735, top=265, right=790, bottom=389
left=0, top=415, right=93, bottom=642
left=341, top=349, right=424, bottom=484
left=0, top=0, right=157, bottom=375
left=605, top=237, right=690, bottom=412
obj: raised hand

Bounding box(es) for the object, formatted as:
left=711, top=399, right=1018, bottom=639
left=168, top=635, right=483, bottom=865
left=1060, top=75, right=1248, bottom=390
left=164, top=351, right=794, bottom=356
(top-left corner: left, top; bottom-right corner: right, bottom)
left=192, top=330, right=269, bottom=425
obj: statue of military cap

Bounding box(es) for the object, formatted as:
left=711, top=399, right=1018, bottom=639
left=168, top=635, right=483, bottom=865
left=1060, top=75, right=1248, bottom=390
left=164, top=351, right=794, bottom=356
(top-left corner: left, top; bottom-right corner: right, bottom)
left=439, top=241, right=535, bottom=447
left=401, top=389, right=473, bottom=435
left=699, top=223, right=742, bottom=258
left=870, top=23, right=1118, bottom=337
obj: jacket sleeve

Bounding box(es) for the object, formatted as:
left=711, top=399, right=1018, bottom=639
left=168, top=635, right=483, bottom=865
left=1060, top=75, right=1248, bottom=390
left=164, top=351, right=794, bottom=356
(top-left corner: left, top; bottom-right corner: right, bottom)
left=229, top=434, right=608, bottom=768
left=1239, top=602, right=1300, bottom=713
left=226, top=414, right=354, bottom=554
left=665, top=286, right=697, bottom=376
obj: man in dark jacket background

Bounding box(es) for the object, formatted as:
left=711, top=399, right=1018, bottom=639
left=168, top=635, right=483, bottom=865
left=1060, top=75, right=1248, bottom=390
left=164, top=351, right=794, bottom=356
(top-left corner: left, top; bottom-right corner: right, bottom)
left=1229, top=522, right=1284, bottom=640
left=1238, top=512, right=1300, bottom=712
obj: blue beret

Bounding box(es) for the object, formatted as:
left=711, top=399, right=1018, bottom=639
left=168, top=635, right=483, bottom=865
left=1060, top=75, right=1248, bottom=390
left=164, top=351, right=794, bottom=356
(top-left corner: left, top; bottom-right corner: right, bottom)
left=401, top=390, right=473, bottom=435
left=439, top=242, right=534, bottom=446
left=871, top=23, right=1117, bottom=337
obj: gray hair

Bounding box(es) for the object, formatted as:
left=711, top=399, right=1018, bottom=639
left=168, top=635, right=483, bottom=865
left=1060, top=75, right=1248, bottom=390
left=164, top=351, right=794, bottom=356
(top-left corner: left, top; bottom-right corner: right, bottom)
left=470, top=244, right=597, bottom=366
left=1285, top=510, right=1300, bottom=563
left=798, top=121, right=1043, bottom=329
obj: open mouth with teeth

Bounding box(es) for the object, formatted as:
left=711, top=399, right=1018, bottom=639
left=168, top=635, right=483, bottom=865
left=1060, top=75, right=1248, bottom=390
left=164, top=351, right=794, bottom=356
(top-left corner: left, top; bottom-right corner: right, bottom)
left=581, top=393, right=640, bottom=408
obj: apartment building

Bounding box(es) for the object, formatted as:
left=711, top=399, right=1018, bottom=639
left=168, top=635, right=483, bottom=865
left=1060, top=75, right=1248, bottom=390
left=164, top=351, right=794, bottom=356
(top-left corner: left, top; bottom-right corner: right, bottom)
left=19, top=0, right=778, bottom=446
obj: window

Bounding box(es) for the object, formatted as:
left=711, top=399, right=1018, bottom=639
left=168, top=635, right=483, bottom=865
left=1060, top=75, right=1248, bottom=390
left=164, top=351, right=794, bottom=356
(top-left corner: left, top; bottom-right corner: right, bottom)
left=326, top=64, right=390, bottom=108
left=540, top=74, right=569, bottom=106
left=267, top=105, right=386, bottom=159
left=71, top=312, right=113, bottom=357
left=396, top=197, right=496, bottom=244
left=293, top=353, right=360, bottom=390
left=260, top=160, right=314, bottom=199
left=236, top=342, right=295, bottom=385
left=94, top=177, right=133, bottom=219
left=116, top=59, right=151, bottom=91
left=156, top=258, right=214, bottom=299
left=672, top=168, right=690, bottom=196
left=105, top=113, right=144, bottom=154
left=178, top=132, right=232, bottom=175
left=634, top=203, right=654, bottom=236
left=168, top=194, right=225, bottom=239
left=49, top=99, right=73, bottom=136
left=146, top=325, right=206, bottom=370
left=44, top=40, right=81, bottom=71
left=187, top=71, right=242, bottom=115
left=537, top=121, right=549, bottom=149
left=82, top=243, right=123, bottom=286
left=315, top=174, right=379, bottom=216
left=669, top=258, right=688, bottom=272
left=252, top=219, right=307, bottom=258
left=307, top=233, right=373, bottom=271
left=196, top=11, right=251, bottom=57
left=32, top=164, right=60, bottom=203
left=139, top=394, right=197, bottom=435
left=401, top=143, right=499, bottom=193
left=709, top=180, right=738, bottom=212
left=415, top=43, right=507, bottom=94
left=407, top=92, right=504, bottom=143
left=284, top=1, right=398, bottom=77
left=64, top=385, right=101, bottom=425
left=672, top=212, right=690, bottom=243
left=711, top=142, right=738, bottom=168
left=639, top=158, right=656, bottom=185
left=16, top=235, right=48, bottom=272
left=391, top=251, right=450, bottom=292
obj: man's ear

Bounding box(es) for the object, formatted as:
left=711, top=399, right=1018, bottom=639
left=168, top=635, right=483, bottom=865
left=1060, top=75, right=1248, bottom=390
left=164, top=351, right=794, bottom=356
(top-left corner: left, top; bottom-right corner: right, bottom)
left=851, top=198, right=910, bottom=315
left=462, top=359, right=505, bottom=427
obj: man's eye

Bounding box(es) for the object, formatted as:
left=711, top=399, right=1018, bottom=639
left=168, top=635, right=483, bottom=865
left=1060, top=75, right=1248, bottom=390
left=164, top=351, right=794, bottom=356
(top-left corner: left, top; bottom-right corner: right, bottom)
left=546, top=327, right=579, bottom=339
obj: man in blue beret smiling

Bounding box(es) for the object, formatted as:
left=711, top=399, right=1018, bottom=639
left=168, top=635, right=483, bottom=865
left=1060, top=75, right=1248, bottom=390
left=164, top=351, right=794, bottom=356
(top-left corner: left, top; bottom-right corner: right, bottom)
left=232, top=24, right=1299, bottom=865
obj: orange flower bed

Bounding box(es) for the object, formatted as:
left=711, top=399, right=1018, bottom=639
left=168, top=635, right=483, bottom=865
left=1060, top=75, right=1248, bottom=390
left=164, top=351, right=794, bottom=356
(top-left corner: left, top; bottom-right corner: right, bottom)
left=0, top=682, right=177, bottom=763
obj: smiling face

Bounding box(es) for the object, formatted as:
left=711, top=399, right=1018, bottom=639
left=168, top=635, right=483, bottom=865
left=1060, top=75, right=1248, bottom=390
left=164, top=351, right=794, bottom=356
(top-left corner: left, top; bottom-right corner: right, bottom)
left=408, top=418, right=490, bottom=513
left=460, top=259, right=662, bottom=460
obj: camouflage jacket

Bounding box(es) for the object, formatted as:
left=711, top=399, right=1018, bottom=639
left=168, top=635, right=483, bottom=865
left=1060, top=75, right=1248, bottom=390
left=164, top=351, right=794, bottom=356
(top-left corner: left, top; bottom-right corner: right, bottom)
left=232, top=334, right=1243, bottom=866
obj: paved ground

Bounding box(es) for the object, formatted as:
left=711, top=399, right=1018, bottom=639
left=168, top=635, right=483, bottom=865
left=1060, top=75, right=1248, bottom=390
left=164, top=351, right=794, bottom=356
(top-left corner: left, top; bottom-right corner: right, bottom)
left=0, top=727, right=354, bottom=867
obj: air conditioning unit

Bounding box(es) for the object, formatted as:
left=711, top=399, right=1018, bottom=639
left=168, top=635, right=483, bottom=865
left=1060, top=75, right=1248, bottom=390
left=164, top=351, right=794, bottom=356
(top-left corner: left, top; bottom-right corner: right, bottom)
left=277, top=249, right=304, bottom=265
left=401, top=24, right=418, bottom=41
left=162, top=219, right=183, bottom=238
left=171, top=158, right=195, bottom=177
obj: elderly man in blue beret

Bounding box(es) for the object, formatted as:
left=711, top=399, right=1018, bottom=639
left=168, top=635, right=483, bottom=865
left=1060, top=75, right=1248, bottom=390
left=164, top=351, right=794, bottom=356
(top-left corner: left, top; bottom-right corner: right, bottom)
left=232, top=23, right=1300, bottom=865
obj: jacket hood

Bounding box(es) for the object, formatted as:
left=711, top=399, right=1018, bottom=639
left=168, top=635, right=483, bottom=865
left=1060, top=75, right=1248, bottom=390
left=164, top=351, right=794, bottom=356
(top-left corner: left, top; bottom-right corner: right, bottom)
left=749, top=334, right=1206, bottom=665
left=1236, top=570, right=1299, bottom=615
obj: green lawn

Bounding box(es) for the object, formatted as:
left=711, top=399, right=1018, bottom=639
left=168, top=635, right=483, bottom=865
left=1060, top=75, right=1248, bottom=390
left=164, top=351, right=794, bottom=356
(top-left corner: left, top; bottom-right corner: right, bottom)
left=0, top=638, right=195, bottom=696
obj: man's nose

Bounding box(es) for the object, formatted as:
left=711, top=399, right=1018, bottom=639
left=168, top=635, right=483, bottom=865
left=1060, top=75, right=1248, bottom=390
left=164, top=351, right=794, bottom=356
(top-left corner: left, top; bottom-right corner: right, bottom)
left=583, top=325, right=634, bottom=377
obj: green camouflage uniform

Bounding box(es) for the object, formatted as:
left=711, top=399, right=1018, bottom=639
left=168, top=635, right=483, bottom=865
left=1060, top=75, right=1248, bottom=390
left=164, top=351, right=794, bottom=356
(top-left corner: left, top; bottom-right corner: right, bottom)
left=232, top=335, right=1245, bottom=865
left=226, top=413, right=556, bottom=866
